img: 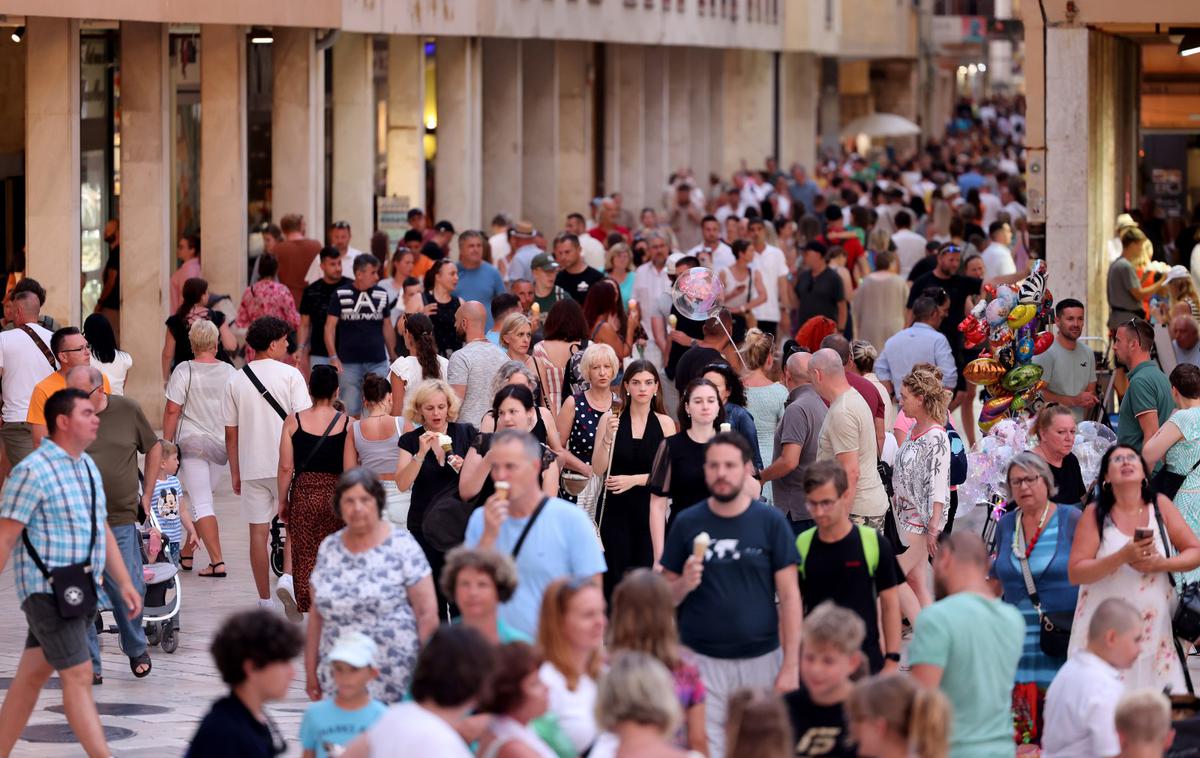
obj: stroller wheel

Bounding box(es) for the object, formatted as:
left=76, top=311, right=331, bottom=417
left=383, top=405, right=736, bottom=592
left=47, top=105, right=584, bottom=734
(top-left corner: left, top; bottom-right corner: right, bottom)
left=145, top=624, right=160, bottom=647
left=160, top=626, right=178, bottom=654
left=270, top=516, right=286, bottom=578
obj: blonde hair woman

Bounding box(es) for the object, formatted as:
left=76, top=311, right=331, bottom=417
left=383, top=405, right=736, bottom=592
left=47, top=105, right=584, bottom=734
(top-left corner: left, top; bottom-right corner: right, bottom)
left=849, top=339, right=896, bottom=429
left=589, top=652, right=704, bottom=758
left=891, top=365, right=952, bottom=614
left=845, top=674, right=950, bottom=758
left=741, top=329, right=788, bottom=500
left=498, top=311, right=551, bottom=388
left=1165, top=266, right=1200, bottom=320
left=557, top=343, right=618, bottom=507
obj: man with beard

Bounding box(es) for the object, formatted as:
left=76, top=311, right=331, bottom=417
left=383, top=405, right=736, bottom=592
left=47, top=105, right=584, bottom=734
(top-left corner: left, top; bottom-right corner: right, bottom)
left=907, top=243, right=982, bottom=415
left=661, top=432, right=801, bottom=758
left=447, top=301, right=507, bottom=427
left=1034, top=298, right=1098, bottom=421
left=908, top=532, right=1023, bottom=756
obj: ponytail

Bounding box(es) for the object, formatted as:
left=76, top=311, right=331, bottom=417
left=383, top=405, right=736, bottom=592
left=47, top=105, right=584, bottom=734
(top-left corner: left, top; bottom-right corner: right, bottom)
left=909, top=687, right=950, bottom=758
left=405, top=313, right=442, bottom=381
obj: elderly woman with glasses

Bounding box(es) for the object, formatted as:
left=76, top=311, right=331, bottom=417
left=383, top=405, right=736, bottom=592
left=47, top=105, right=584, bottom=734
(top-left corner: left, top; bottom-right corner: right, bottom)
left=989, top=451, right=1082, bottom=747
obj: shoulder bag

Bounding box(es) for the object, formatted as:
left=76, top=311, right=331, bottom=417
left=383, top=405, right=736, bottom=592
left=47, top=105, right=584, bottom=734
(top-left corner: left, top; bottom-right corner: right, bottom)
left=22, top=470, right=98, bottom=618
left=1149, top=500, right=1199, bottom=695
left=286, top=412, right=343, bottom=509
left=1013, top=512, right=1073, bottom=658
left=1152, top=453, right=1200, bottom=501
left=20, top=325, right=56, bottom=370
left=175, top=361, right=228, bottom=465
left=242, top=364, right=288, bottom=421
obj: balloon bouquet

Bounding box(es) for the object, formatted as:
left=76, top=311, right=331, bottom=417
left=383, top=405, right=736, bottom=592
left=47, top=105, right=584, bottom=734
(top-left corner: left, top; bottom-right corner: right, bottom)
left=670, top=267, right=748, bottom=370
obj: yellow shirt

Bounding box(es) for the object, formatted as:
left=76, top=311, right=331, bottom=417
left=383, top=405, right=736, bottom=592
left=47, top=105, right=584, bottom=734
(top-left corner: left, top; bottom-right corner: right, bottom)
left=26, top=371, right=112, bottom=426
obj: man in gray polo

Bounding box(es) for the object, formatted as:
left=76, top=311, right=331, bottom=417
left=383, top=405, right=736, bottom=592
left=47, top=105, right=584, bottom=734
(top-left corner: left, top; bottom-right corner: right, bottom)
left=759, top=351, right=828, bottom=535
left=1034, top=298, right=1098, bottom=420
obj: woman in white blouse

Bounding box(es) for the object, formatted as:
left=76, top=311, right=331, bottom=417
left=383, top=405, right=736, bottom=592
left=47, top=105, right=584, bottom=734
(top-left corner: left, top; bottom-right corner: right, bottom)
left=388, top=313, right=448, bottom=416
left=85, top=313, right=133, bottom=395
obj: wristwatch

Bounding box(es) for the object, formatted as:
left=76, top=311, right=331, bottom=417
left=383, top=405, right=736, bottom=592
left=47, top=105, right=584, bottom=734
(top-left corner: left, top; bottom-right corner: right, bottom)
left=884, top=652, right=901, bottom=663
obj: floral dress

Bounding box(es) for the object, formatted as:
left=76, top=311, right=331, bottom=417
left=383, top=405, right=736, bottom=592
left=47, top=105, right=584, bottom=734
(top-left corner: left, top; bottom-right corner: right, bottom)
left=309, top=527, right=431, bottom=703
left=1164, top=407, right=1200, bottom=584
left=1068, top=516, right=1184, bottom=693
left=892, top=426, right=951, bottom=534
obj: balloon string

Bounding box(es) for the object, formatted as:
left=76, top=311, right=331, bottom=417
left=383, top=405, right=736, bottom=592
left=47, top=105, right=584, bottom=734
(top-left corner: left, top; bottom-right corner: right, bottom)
left=717, top=320, right=748, bottom=372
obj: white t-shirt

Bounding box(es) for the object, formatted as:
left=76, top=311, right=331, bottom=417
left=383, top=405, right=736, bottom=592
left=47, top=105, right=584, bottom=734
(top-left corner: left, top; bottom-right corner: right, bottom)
left=1041, top=651, right=1123, bottom=758
left=891, top=229, right=928, bottom=277
left=166, top=359, right=237, bottom=445
left=578, top=233, right=607, bottom=272
left=221, top=359, right=312, bottom=480
left=750, top=244, right=788, bottom=322
left=539, top=662, right=599, bottom=756
left=632, top=262, right=670, bottom=338
left=981, top=242, right=1016, bottom=279
left=305, top=246, right=363, bottom=284
left=979, top=191, right=1003, bottom=228
left=0, top=324, right=54, bottom=423
left=366, top=702, right=473, bottom=758
left=388, top=354, right=449, bottom=389
left=91, top=351, right=133, bottom=396
left=489, top=232, right=511, bottom=267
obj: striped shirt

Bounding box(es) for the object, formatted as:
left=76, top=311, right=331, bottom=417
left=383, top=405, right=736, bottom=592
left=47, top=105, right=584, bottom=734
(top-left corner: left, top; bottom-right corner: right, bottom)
left=150, top=476, right=184, bottom=545
left=0, top=439, right=107, bottom=603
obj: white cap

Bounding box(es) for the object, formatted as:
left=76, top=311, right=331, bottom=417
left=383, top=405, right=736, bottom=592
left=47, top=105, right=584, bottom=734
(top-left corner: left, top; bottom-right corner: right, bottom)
left=665, top=251, right=687, bottom=275
left=1115, top=213, right=1137, bottom=232
left=327, top=631, right=377, bottom=668
left=1165, top=265, right=1191, bottom=285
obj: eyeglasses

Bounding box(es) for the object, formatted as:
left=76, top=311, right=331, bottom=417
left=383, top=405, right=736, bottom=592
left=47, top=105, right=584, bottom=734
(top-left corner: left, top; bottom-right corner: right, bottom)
left=331, top=220, right=351, bottom=230
left=1111, top=453, right=1141, bottom=465
left=1009, top=475, right=1042, bottom=490
left=88, top=384, right=104, bottom=397
left=59, top=344, right=90, bottom=354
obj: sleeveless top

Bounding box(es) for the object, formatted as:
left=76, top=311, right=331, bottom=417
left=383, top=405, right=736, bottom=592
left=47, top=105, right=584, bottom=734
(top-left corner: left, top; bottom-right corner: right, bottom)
left=351, top=417, right=403, bottom=474
left=719, top=267, right=752, bottom=310
left=611, top=409, right=665, bottom=478
left=291, top=413, right=348, bottom=475
left=483, top=408, right=549, bottom=444
left=422, top=290, right=462, bottom=357
left=567, top=391, right=607, bottom=461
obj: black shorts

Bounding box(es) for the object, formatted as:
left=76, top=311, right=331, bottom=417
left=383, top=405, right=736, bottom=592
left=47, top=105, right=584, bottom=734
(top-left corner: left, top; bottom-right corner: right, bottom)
left=22, top=593, right=94, bottom=670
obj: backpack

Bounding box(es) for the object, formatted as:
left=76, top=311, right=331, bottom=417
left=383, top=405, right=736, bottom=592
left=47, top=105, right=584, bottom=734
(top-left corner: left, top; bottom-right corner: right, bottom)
left=946, top=424, right=968, bottom=487
left=796, top=525, right=879, bottom=580
left=564, top=339, right=591, bottom=396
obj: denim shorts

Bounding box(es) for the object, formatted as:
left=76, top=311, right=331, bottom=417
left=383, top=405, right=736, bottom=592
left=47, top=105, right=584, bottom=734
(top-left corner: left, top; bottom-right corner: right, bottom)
left=22, top=593, right=94, bottom=670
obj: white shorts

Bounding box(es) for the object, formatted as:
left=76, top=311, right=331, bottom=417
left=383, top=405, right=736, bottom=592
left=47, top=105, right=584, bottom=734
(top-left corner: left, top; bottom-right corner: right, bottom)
left=241, top=478, right=278, bottom=525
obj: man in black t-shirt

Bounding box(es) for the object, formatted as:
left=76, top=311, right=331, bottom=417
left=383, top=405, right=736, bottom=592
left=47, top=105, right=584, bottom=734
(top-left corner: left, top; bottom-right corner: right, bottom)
left=794, top=242, right=846, bottom=331
left=552, top=232, right=604, bottom=305
left=906, top=243, right=981, bottom=399
left=796, top=459, right=901, bottom=674
left=785, top=602, right=865, bottom=757
left=324, top=254, right=396, bottom=416
left=298, top=246, right=352, bottom=374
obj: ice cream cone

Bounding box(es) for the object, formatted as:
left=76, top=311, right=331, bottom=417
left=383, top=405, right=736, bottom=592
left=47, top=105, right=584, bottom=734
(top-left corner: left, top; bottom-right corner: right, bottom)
left=693, top=531, right=711, bottom=558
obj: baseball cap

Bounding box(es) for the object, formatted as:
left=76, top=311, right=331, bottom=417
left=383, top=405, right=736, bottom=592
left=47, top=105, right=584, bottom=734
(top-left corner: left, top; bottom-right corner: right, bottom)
left=531, top=253, right=560, bottom=272
left=665, top=251, right=686, bottom=275
left=1165, top=265, right=1191, bottom=285
left=328, top=631, right=377, bottom=668
left=434, top=220, right=456, bottom=234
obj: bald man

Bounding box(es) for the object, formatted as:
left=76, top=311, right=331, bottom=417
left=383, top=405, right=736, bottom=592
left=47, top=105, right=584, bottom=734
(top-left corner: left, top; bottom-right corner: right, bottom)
left=760, top=352, right=829, bottom=534
left=1172, top=314, right=1200, bottom=367
left=448, top=300, right=509, bottom=426
left=810, top=349, right=888, bottom=529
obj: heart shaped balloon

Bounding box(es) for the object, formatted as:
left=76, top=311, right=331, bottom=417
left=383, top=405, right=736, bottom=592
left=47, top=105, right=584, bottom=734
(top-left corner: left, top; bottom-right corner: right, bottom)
left=1033, top=332, right=1054, bottom=355
left=959, top=315, right=979, bottom=334
left=964, top=320, right=989, bottom=349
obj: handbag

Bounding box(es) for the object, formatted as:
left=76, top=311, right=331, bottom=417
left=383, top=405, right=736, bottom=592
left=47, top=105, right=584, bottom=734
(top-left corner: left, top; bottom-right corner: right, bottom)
left=1149, top=499, right=1200, bottom=695
left=1013, top=511, right=1073, bottom=658
left=286, top=412, right=343, bottom=509
left=176, top=361, right=229, bottom=465
left=21, top=470, right=99, bottom=619
left=1152, top=453, right=1200, bottom=500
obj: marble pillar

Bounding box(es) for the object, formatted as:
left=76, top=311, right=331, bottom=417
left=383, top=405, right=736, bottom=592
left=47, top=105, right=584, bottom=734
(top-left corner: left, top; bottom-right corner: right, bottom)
left=779, top=52, right=819, bottom=172
left=273, top=27, right=324, bottom=235
left=556, top=41, right=594, bottom=223
left=386, top=35, right=426, bottom=213
left=522, top=39, right=558, bottom=234
left=606, top=44, right=645, bottom=213
left=435, top=36, right=482, bottom=229
left=331, top=32, right=374, bottom=243
left=482, top=38, right=522, bottom=226
left=642, top=46, right=668, bottom=211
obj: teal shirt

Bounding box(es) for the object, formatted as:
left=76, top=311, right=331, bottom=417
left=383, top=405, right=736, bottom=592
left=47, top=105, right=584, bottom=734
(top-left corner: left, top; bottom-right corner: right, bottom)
left=908, top=593, right=1024, bottom=757
left=450, top=617, right=534, bottom=644
left=1118, top=360, right=1175, bottom=454
left=299, top=698, right=387, bottom=758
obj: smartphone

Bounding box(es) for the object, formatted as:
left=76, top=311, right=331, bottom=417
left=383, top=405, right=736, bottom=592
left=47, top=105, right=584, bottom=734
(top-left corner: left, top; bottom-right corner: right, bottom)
left=1134, top=528, right=1153, bottom=542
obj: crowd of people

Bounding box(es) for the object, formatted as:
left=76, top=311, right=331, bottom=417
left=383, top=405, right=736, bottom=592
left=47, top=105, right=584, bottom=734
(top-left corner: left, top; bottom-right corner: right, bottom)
left=0, top=95, right=1193, bottom=758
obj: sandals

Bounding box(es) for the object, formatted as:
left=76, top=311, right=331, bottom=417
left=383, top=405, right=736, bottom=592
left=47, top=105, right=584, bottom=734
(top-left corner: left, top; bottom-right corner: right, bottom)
left=130, top=653, right=152, bottom=678
left=92, top=673, right=103, bottom=686
left=198, top=561, right=227, bottom=578
left=179, top=556, right=193, bottom=572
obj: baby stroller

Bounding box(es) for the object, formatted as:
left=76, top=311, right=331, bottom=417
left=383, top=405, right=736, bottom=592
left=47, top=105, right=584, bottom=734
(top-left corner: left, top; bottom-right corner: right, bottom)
left=94, top=506, right=183, bottom=653
left=270, top=515, right=287, bottom=577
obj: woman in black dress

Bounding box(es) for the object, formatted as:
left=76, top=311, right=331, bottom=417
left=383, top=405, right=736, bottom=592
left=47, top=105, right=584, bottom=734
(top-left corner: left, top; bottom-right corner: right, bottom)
left=459, top=384, right=561, bottom=504
left=648, top=377, right=725, bottom=566
left=420, top=259, right=464, bottom=356
left=395, top=378, right=476, bottom=606
left=592, top=361, right=677, bottom=599
left=1032, top=404, right=1087, bottom=506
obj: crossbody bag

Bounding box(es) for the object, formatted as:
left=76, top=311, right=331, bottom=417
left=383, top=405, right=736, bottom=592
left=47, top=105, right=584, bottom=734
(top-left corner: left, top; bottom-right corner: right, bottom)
left=20, top=325, right=56, bottom=370
left=1149, top=501, right=1199, bottom=695
left=1013, top=516, right=1072, bottom=657
left=1152, top=453, right=1200, bottom=501
left=512, top=497, right=549, bottom=560
left=22, top=470, right=98, bottom=618
left=286, top=412, right=343, bottom=508
left=242, top=364, right=287, bottom=421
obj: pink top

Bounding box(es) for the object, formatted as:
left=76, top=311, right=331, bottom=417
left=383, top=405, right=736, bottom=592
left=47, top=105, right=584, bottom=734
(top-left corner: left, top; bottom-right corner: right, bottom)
left=234, top=280, right=300, bottom=360
left=169, top=258, right=202, bottom=313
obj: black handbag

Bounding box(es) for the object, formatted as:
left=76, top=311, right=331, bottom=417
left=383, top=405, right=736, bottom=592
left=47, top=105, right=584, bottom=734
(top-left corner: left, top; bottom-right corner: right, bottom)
left=22, top=471, right=99, bottom=619
left=1149, top=500, right=1200, bottom=695
left=1014, top=513, right=1073, bottom=658
left=1152, top=454, right=1200, bottom=500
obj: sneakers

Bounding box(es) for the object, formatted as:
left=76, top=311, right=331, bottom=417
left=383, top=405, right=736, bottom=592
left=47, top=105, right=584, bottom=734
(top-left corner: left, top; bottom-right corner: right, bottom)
left=276, top=574, right=302, bottom=622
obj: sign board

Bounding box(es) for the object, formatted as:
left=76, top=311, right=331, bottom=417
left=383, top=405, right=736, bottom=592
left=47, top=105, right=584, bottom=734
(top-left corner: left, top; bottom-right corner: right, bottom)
left=376, top=196, right=411, bottom=248
left=931, top=16, right=987, bottom=46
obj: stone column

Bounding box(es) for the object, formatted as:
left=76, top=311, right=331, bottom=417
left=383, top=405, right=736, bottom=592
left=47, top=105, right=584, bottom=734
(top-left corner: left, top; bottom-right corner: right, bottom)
left=199, top=24, right=248, bottom=302
left=667, top=47, right=691, bottom=181
left=556, top=41, right=594, bottom=222
left=688, top=47, right=714, bottom=187
left=331, top=32, right=374, bottom=242
left=120, top=22, right=170, bottom=417
left=722, top=49, right=774, bottom=177
left=273, top=27, right=324, bottom=235
left=606, top=44, right=645, bottom=213
left=25, top=17, right=81, bottom=327
left=779, top=52, right=819, bottom=172
left=522, top=40, right=558, bottom=234
left=435, top=36, right=482, bottom=229
left=386, top=35, right=426, bottom=213
left=643, top=46, right=668, bottom=212
left=482, top=38, right=522, bottom=227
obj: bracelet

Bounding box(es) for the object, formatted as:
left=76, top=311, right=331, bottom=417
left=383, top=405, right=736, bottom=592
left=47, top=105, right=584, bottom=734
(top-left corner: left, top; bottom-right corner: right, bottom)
left=884, top=652, right=901, bottom=663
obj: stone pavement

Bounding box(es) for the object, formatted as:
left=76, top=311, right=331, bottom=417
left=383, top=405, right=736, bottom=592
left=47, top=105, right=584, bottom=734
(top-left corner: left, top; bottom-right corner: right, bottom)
left=0, top=468, right=310, bottom=757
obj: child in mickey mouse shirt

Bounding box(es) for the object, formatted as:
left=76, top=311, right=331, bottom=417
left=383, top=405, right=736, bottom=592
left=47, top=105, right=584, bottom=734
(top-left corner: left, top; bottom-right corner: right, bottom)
left=148, top=440, right=197, bottom=564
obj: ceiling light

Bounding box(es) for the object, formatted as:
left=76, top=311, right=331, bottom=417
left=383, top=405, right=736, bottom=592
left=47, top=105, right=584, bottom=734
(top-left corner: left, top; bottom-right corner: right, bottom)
left=1180, top=31, right=1200, bottom=57
left=979, top=63, right=987, bottom=72
left=10, top=25, right=23, bottom=43
left=249, top=26, right=273, bottom=44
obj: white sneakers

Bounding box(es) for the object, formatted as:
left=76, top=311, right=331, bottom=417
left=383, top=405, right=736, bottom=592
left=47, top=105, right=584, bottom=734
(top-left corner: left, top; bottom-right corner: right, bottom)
left=275, top=574, right=301, bottom=622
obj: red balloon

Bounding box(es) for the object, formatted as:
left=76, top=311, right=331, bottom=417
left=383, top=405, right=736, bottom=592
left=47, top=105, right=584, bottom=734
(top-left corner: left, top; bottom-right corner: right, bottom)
left=958, top=315, right=978, bottom=333
left=1033, top=332, right=1054, bottom=355
left=983, top=284, right=998, bottom=299
left=964, top=321, right=989, bottom=349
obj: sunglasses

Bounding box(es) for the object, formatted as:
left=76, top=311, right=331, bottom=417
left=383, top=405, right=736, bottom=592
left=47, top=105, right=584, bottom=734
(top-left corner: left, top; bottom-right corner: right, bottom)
left=331, top=220, right=351, bottom=230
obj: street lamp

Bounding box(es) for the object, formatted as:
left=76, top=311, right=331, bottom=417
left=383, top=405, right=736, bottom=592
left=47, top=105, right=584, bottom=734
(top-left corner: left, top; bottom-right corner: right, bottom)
left=10, top=26, right=23, bottom=43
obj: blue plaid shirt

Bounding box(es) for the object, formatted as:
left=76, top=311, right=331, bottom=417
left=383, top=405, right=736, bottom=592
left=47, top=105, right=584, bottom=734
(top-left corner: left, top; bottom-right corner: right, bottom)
left=0, top=439, right=107, bottom=603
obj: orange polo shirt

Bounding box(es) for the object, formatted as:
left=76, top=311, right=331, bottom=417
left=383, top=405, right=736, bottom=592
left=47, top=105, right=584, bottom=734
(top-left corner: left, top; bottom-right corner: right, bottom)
left=26, top=371, right=112, bottom=426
